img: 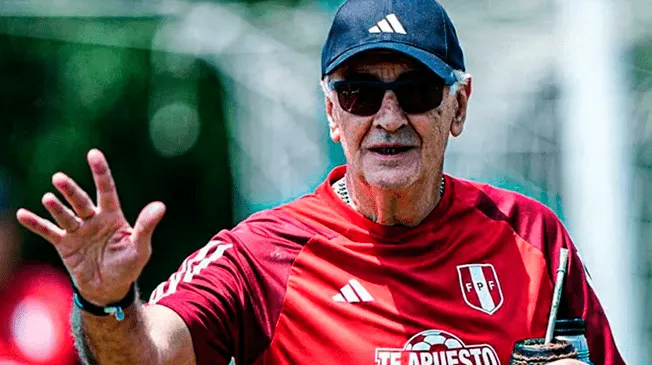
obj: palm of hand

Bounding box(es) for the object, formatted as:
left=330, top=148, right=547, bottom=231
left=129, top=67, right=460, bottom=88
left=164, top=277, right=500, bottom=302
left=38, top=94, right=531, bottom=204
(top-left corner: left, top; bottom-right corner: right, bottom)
left=61, top=212, right=140, bottom=304
left=16, top=149, right=165, bottom=306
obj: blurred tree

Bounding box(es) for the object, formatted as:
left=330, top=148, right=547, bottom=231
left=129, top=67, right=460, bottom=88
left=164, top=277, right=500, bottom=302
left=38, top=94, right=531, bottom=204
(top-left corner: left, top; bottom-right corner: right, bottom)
left=631, top=38, right=652, bottom=363
left=0, top=18, right=233, bottom=295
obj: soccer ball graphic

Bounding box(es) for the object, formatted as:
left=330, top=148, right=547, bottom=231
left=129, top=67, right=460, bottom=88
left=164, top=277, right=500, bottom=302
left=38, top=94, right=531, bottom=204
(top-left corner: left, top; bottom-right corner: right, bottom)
left=403, top=330, right=464, bottom=352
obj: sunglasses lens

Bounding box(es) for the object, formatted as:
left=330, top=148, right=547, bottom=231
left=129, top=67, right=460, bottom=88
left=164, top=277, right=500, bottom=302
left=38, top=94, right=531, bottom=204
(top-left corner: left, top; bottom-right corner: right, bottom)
left=396, top=79, right=445, bottom=114
left=336, top=83, right=384, bottom=116
left=333, top=74, right=445, bottom=116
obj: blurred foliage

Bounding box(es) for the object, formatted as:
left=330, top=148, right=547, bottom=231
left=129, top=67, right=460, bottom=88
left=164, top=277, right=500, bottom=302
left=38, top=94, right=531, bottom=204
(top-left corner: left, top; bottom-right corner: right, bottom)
left=631, top=39, right=652, bottom=361
left=632, top=41, right=652, bottom=168
left=0, top=18, right=233, bottom=295
left=632, top=43, right=652, bottom=79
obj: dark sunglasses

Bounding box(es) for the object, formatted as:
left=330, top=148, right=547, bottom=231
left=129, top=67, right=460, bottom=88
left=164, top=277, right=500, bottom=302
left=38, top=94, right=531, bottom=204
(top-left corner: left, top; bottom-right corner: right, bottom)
left=328, top=72, right=446, bottom=116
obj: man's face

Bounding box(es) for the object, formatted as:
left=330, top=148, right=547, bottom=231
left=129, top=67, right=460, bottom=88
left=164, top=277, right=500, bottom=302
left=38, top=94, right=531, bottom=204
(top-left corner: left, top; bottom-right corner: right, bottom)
left=325, top=52, right=468, bottom=190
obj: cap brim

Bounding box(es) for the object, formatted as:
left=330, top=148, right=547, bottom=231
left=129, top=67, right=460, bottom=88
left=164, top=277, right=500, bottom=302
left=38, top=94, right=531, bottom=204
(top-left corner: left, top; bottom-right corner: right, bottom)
left=323, top=42, right=456, bottom=85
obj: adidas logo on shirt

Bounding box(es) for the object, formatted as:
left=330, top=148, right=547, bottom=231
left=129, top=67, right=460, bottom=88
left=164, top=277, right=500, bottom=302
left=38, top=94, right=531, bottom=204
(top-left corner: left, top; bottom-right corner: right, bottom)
left=333, top=279, right=374, bottom=303
left=368, top=13, right=407, bottom=34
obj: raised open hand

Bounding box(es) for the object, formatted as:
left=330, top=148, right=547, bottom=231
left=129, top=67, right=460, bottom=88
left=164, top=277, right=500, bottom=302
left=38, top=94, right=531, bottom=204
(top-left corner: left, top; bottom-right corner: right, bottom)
left=16, top=149, right=166, bottom=306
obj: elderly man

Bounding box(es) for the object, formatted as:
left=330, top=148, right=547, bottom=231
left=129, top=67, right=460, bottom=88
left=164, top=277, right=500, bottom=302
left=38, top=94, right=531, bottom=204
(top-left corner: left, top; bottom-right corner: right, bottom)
left=16, top=0, right=623, bottom=364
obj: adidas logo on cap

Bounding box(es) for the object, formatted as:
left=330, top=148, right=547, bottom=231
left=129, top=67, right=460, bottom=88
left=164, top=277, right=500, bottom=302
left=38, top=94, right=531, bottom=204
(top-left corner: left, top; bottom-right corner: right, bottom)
left=368, top=13, right=407, bottom=34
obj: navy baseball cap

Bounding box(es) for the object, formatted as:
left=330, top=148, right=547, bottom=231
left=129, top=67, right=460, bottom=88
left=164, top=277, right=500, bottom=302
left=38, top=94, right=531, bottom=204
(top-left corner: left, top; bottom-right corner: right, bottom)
left=321, top=0, right=465, bottom=85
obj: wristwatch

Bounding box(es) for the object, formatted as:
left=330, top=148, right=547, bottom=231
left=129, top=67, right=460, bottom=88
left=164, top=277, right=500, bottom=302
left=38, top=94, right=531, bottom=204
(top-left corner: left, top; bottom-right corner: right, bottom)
left=72, top=283, right=136, bottom=321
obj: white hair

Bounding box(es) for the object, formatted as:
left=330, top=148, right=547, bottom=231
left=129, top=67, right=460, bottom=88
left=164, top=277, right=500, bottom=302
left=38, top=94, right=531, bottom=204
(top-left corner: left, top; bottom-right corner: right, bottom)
left=320, top=77, right=331, bottom=97
left=320, top=69, right=471, bottom=98
left=449, top=70, right=471, bottom=95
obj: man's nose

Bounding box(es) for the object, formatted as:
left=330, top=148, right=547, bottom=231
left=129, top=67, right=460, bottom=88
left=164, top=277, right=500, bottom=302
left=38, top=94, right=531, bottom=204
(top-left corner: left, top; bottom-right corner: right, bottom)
left=373, top=91, right=408, bottom=132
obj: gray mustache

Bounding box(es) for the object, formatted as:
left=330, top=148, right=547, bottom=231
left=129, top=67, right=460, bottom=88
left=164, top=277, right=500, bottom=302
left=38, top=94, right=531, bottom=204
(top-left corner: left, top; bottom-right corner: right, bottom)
left=363, top=129, right=420, bottom=147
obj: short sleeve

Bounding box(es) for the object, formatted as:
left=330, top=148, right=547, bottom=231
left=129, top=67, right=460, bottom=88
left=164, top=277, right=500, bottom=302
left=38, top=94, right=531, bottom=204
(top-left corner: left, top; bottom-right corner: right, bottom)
left=149, top=236, right=247, bottom=365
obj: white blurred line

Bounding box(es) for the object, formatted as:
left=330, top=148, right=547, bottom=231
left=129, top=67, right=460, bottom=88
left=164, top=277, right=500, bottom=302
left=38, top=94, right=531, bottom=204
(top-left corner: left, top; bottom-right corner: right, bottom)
left=0, top=0, right=186, bottom=17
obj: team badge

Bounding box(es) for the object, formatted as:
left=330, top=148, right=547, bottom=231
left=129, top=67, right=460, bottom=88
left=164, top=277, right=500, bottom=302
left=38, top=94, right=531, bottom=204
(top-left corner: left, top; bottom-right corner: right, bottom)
left=457, top=264, right=504, bottom=315
left=375, top=329, right=501, bottom=365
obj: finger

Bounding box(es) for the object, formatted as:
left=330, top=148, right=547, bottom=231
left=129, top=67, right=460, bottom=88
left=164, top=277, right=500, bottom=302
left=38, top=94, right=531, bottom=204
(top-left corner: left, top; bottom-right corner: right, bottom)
left=52, top=172, right=96, bottom=220
left=16, top=208, right=65, bottom=245
left=87, top=149, right=121, bottom=212
left=132, top=202, right=166, bottom=252
left=42, top=192, right=82, bottom=232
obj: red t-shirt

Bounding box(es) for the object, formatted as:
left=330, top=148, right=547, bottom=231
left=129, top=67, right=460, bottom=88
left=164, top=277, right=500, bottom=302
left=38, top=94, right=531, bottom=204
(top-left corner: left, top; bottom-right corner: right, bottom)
left=0, top=264, right=76, bottom=365
left=150, top=166, right=624, bottom=365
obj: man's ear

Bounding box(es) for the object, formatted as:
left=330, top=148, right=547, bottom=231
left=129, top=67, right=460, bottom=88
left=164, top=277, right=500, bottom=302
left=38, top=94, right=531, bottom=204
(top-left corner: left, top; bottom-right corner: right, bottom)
left=450, top=76, right=472, bottom=137
left=325, top=94, right=341, bottom=143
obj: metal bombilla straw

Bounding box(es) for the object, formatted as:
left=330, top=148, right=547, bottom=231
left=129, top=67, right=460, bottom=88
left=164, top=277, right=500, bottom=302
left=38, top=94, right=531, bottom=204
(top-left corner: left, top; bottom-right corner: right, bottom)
left=544, top=248, right=570, bottom=344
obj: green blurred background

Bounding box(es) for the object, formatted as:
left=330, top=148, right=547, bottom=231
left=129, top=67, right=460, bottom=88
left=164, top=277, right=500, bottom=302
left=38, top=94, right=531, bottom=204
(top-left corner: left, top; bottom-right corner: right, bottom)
left=0, top=20, right=234, bottom=294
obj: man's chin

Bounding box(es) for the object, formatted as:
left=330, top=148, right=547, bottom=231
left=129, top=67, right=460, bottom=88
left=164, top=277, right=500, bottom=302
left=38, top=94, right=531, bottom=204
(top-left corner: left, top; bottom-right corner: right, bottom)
left=363, top=169, right=419, bottom=190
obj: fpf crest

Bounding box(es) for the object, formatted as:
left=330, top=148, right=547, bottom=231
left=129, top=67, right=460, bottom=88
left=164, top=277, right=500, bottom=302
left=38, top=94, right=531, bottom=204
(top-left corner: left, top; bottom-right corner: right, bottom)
left=457, top=263, right=504, bottom=315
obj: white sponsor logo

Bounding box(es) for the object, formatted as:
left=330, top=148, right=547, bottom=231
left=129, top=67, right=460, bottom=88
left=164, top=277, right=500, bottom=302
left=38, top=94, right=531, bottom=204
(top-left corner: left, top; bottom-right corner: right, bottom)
left=375, top=329, right=501, bottom=365
left=333, top=279, right=374, bottom=303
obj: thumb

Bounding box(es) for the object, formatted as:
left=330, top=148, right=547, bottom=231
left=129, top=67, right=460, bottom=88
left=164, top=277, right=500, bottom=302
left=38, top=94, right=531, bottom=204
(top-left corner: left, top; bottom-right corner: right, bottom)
left=132, top=202, right=166, bottom=249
